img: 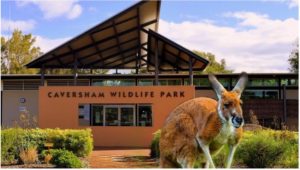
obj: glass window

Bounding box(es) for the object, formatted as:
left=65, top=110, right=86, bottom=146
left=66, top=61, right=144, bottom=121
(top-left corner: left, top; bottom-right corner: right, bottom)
left=263, top=79, right=278, bottom=86
left=78, top=104, right=90, bottom=126
left=92, top=79, right=135, bottom=86
left=117, top=79, right=136, bottom=86
left=120, top=106, right=135, bottom=126
left=158, top=80, right=168, bottom=86
left=167, top=79, right=181, bottom=85
left=248, top=78, right=263, bottom=86
left=242, top=90, right=263, bottom=99
left=105, top=106, right=119, bottom=126
left=231, top=78, right=237, bottom=87
left=219, top=78, right=230, bottom=88
left=138, top=79, right=154, bottom=86
left=138, top=105, right=152, bottom=126
left=158, top=79, right=181, bottom=86
left=184, top=78, right=202, bottom=86
left=199, top=78, right=210, bottom=86
left=92, top=105, right=103, bottom=126
left=265, top=90, right=278, bottom=99
left=290, top=79, right=298, bottom=86
left=281, top=78, right=298, bottom=86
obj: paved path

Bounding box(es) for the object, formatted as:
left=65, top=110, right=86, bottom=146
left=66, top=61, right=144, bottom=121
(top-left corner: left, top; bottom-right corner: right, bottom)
left=88, top=148, right=158, bottom=168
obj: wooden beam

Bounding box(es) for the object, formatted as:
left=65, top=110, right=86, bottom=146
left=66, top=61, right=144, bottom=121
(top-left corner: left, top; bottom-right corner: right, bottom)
left=40, top=65, right=45, bottom=86
left=154, top=39, right=159, bottom=85
left=136, top=7, right=141, bottom=74
left=189, top=56, right=193, bottom=86
left=112, top=19, right=126, bottom=62
left=31, top=19, right=157, bottom=67
left=86, top=45, right=138, bottom=66
left=89, top=34, right=103, bottom=60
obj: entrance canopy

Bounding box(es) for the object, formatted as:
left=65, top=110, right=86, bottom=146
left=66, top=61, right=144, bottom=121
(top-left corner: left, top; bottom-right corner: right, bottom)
left=26, top=0, right=209, bottom=73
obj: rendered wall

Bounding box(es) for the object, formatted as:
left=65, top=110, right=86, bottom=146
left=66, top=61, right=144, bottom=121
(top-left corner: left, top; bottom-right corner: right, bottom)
left=39, top=86, right=195, bottom=147
left=2, top=90, right=39, bottom=127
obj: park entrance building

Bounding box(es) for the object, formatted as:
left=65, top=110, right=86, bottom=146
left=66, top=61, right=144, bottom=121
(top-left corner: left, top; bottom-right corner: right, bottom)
left=1, top=0, right=298, bottom=147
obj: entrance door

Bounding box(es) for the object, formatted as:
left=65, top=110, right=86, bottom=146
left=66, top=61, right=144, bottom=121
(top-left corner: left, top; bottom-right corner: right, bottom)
left=92, top=105, right=103, bottom=126
left=120, top=105, right=135, bottom=126
left=104, top=106, right=119, bottom=126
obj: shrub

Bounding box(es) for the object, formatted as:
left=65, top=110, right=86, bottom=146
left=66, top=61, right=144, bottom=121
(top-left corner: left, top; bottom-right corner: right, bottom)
left=1, top=128, right=24, bottom=163
left=150, top=129, right=298, bottom=168
left=1, top=128, right=93, bottom=164
left=19, top=146, right=38, bottom=164
left=150, top=130, right=161, bottom=158
left=44, top=154, right=52, bottom=164
left=44, top=149, right=83, bottom=168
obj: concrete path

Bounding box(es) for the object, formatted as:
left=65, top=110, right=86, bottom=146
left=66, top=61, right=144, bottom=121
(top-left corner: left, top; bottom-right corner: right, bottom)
left=88, top=147, right=158, bottom=168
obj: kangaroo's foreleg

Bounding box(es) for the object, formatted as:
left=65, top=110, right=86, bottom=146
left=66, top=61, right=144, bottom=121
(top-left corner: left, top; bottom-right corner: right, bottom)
left=225, top=144, right=237, bottom=168
left=196, top=137, right=215, bottom=168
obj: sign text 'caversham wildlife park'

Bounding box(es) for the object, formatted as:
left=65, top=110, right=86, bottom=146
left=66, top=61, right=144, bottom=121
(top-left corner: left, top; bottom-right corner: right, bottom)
left=47, top=90, right=186, bottom=99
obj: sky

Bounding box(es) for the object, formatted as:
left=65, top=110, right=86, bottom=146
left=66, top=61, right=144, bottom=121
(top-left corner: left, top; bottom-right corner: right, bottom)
left=1, top=0, right=299, bottom=73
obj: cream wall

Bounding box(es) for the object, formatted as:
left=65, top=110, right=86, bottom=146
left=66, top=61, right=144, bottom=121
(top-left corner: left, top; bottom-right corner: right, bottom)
left=283, top=89, right=299, bottom=100
left=2, top=90, right=39, bottom=127
left=195, top=90, right=217, bottom=99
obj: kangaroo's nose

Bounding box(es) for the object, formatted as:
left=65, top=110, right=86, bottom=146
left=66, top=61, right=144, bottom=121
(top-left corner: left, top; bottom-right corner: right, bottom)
left=235, top=117, right=243, bottom=124
left=232, top=116, right=244, bottom=128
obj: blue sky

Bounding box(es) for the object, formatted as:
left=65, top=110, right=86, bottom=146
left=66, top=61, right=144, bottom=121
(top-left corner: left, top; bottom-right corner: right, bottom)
left=1, top=0, right=299, bottom=72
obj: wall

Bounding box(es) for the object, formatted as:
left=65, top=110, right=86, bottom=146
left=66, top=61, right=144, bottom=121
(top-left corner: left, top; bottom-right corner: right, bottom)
left=39, top=86, right=195, bottom=147
left=2, top=90, right=38, bottom=127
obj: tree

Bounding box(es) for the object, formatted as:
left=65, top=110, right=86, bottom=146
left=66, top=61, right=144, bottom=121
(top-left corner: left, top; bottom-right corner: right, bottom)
left=288, top=41, right=298, bottom=73
left=193, top=50, right=233, bottom=74
left=1, top=30, right=41, bottom=74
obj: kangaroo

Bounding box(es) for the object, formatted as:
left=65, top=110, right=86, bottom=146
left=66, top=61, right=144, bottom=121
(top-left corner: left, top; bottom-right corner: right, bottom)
left=159, top=72, right=248, bottom=168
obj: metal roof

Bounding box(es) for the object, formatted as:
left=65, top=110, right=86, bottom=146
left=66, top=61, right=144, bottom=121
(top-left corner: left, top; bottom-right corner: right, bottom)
left=25, top=0, right=208, bottom=72
left=147, top=30, right=208, bottom=72
left=26, top=0, right=161, bottom=69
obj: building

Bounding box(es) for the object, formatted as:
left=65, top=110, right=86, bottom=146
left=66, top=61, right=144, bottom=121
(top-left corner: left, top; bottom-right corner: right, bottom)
left=1, top=0, right=298, bottom=147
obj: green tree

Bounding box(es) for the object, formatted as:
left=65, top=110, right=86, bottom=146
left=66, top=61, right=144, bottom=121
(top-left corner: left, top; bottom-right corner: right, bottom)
left=288, top=41, right=298, bottom=73
left=193, top=50, right=233, bottom=73
left=1, top=30, right=41, bottom=74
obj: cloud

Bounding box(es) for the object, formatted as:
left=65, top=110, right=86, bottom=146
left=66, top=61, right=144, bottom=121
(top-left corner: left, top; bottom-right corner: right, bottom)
left=1, top=18, right=36, bottom=32
left=158, top=12, right=298, bottom=73
left=287, top=0, right=298, bottom=8
left=16, top=0, right=83, bottom=20
left=35, top=35, right=71, bottom=53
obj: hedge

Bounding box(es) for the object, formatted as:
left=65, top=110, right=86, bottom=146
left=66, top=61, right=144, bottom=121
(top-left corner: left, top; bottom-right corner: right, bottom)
left=42, top=149, right=83, bottom=168
left=1, top=128, right=93, bottom=164
left=151, top=129, right=298, bottom=168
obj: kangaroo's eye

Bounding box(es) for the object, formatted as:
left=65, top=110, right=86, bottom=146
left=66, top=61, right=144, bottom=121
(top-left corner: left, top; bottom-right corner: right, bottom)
left=224, top=103, right=231, bottom=108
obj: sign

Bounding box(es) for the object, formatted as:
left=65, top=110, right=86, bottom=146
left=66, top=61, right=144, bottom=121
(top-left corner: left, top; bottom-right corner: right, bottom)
left=19, top=97, right=26, bottom=103
left=46, top=90, right=186, bottom=99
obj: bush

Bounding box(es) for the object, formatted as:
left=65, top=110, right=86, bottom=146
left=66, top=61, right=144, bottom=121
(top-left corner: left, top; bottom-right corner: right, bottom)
left=1, top=128, right=24, bottom=164
left=150, top=129, right=298, bottom=168
left=150, top=130, right=161, bottom=158
left=1, top=128, right=93, bottom=164
left=19, top=146, right=38, bottom=164
left=236, top=130, right=298, bottom=168
left=43, top=149, right=83, bottom=168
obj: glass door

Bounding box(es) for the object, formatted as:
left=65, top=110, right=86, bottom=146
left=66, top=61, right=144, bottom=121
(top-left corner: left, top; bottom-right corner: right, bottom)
left=120, top=105, right=135, bottom=126
left=92, top=105, right=103, bottom=126
left=104, top=106, right=119, bottom=126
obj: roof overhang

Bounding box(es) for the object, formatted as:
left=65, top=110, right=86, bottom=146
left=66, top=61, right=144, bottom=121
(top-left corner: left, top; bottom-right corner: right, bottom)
left=26, top=0, right=161, bottom=69
left=147, top=30, right=209, bottom=72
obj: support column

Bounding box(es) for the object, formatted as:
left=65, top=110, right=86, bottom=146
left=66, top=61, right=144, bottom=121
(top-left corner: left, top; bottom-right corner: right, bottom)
left=283, top=84, right=287, bottom=124
left=189, top=57, right=193, bottom=86
left=74, top=58, right=78, bottom=86
left=154, top=39, right=159, bottom=86
left=41, top=65, right=45, bottom=86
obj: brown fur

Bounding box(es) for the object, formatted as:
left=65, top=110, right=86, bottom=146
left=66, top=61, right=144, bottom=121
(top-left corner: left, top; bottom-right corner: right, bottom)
left=159, top=96, right=243, bottom=168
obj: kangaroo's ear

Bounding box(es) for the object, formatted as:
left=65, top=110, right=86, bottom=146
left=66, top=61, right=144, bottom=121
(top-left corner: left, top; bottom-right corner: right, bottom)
left=208, top=74, right=226, bottom=99
left=233, top=72, right=248, bottom=98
